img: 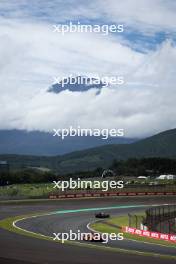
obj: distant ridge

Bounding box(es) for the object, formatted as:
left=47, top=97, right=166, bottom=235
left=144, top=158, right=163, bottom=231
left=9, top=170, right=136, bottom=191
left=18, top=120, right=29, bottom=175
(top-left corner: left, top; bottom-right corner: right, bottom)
left=0, top=129, right=136, bottom=156
left=0, top=128, right=176, bottom=173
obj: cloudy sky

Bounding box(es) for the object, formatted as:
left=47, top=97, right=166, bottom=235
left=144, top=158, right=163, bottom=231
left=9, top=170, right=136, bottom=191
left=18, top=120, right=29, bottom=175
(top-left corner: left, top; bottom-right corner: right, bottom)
left=0, top=0, right=176, bottom=138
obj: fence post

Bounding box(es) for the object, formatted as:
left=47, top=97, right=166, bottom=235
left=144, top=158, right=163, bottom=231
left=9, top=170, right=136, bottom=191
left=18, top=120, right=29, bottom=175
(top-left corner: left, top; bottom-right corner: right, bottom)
left=128, top=213, right=131, bottom=227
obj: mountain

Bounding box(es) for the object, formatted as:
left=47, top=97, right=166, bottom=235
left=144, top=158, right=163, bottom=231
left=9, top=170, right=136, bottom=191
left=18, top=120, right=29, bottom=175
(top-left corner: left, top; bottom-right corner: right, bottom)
left=54, top=128, right=176, bottom=173
left=0, top=130, right=136, bottom=156
left=48, top=76, right=105, bottom=94
left=0, top=128, right=176, bottom=173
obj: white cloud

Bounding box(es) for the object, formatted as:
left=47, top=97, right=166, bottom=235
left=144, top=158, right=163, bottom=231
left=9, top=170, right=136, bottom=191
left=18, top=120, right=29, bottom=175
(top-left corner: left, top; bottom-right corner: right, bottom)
left=0, top=0, right=176, bottom=34
left=96, top=0, right=176, bottom=33
left=0, top=1, right=176, bottom=138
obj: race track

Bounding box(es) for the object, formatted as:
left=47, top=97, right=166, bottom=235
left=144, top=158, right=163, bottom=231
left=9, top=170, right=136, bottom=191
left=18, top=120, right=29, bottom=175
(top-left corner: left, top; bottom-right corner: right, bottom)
left=0, top=196, right=176, bottom=264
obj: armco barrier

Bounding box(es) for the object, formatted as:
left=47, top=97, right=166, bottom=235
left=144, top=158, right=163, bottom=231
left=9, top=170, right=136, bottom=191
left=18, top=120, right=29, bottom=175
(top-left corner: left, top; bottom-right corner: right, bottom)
left=49, top=191, right=176, bottom=199
left=122, top=226, right=176, bottom=243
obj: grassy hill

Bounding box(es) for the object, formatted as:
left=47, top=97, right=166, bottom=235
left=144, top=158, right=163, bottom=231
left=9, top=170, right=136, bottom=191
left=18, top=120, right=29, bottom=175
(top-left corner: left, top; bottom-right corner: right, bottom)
left=56, top=128, right=176, bottom=173
left=1, top=128, right=176, bottom=173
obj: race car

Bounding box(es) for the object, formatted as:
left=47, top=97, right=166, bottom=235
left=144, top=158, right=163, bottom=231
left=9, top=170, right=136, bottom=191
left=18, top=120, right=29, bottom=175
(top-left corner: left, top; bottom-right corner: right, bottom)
left=95, top=212, right=110, bottom=218
left=82, top=233, right=104, bottom=242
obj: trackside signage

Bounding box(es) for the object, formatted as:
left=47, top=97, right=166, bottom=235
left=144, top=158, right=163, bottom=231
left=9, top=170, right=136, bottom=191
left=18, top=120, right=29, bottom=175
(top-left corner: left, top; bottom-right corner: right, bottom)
left=49, top=191, right=176, bottom=199
left=122, top=226, right=176, bottom=243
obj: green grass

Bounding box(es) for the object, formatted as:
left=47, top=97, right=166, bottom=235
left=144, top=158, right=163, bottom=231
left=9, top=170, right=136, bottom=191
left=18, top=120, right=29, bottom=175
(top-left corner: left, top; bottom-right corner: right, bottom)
left=91, top=222, right=118, bottom=233
left=91, top=213, right=176, bottom=248
left=0, top=183, right=54, bottom=199
left=108, top=215, right=130, bottom=226
left=1, top=181, right=176, bottom=201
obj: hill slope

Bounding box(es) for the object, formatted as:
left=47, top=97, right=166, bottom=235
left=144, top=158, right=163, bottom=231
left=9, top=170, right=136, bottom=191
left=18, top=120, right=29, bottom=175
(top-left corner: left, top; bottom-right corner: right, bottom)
left=0, top=128, right=176, bottom=173
left=56, top=128, right=176, bottom=172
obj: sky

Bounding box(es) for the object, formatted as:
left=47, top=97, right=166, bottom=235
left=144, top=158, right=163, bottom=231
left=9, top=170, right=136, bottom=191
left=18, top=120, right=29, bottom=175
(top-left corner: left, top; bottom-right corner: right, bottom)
left=0, top=0, right=176, bottom=138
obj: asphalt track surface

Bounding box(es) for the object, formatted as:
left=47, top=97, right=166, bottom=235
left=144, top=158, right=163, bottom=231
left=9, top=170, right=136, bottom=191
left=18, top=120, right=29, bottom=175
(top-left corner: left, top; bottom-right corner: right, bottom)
left=0, top=196, right=176, bottom=264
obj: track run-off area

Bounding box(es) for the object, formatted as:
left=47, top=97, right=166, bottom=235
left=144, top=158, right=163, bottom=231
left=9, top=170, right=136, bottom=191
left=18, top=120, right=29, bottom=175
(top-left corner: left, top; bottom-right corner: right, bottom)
left=0, top=196, right=176, bottom=264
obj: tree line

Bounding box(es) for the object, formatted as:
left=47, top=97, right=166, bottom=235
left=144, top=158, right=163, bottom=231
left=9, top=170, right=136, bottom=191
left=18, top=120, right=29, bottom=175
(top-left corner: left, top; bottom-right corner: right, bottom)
left=0, top=157, right=176, bottom=185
